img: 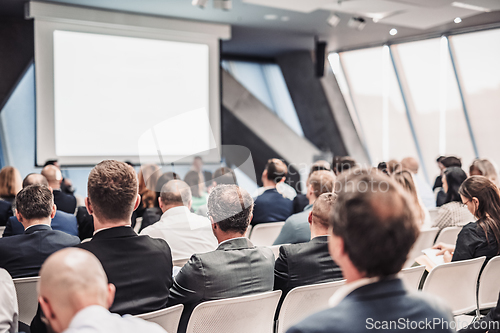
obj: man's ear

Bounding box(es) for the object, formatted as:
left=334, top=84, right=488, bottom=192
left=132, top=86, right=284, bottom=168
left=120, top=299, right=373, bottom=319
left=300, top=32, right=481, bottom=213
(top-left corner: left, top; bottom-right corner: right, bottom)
left=187, top=200, right=192, bottom=211
left=158, top=197, right=163, bottom=210
left=50, top=204, right=57, bottom=219
left=106, top=284, right=116, bottom=309
left=133, top=194, right=141, bottom=211
left=85, top=197, right=93, bottom=215
left=16, top=210, right=24, bottom=223
left=308, top=211, right=313, bottom=225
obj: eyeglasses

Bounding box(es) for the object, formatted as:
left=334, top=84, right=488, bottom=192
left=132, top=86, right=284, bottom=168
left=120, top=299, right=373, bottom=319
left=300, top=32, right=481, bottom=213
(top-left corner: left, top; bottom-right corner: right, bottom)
left=462, top=200, right=470, bottom=207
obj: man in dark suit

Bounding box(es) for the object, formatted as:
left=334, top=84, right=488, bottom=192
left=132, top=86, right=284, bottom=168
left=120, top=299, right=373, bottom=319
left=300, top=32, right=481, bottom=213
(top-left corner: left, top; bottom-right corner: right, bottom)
left=287, top=173, right=454, bottom=333
left=41, top=165, right=76, bottom=214
left=167, top=184, right=275, bottom=333
left=252, top=158, right=293, bottom=226
left=2, top=173, right=78, bottom=237
left=274, top=193, right=343, bottom=312
left=0, top=184, right=80, bottom=278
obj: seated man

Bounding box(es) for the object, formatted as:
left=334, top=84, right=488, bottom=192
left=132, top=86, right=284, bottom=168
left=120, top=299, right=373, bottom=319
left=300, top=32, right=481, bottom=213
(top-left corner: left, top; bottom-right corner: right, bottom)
left=0, top=184, right=80, bottom=278
left=41, top=165, right=77, bottom=214
left=3, top=173, right=78, bottom=237
left=167, top=184, right=275, bottom=333
left=274, top=193, right=343, bottom=308
left=274, top=170, right=335, bottom=245
left=140, top=180, right=218, bottom=260
left=0, top=268, right=18, bottom=333
left=195, top=167, right=236, bottom=217
left=292, top=160, right=331, bottom=214
left=252, top=159, right=293, bottom=226
left=287, top=173, right=454, bottom=333
left=38, top=248, right=167, bottom=333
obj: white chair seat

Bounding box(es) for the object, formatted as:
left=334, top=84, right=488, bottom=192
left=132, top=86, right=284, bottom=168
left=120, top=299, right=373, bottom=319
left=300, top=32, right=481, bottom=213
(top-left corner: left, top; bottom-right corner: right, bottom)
left=135, top=304, right=184, bottom=333
left=404, top=228, right=439, bottom=268
left=249, top=222, right=285, bottom=247
left=435, top=226, right=462, bottom=245
left=399, top=266, right=426, bottom=291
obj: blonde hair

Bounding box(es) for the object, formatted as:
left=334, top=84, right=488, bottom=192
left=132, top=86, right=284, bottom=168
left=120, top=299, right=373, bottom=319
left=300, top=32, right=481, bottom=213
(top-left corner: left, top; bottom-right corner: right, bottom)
left=0, top=166, right=22, bottom=198
left=470, top=159, right=499, bottom=187
left=392, top=170, right=426, bottom=225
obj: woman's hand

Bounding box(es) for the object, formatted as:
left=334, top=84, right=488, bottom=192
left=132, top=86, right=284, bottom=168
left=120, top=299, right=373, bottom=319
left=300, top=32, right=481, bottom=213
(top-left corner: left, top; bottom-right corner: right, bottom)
left=432, top=242, right=456, bottom=256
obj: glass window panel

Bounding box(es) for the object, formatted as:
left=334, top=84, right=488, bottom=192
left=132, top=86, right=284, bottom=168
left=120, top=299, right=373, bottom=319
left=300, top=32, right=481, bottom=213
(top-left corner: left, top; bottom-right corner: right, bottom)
left=396, top=37, right=476, bottom=180
left=340, top=46, right=419, bottom=170
left=451, top=29, right=500, bottom=168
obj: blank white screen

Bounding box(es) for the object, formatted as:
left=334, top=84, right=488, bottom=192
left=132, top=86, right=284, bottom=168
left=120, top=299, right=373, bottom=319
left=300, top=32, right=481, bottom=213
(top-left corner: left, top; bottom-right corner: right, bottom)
left=53, top=30, right=210, bottom=157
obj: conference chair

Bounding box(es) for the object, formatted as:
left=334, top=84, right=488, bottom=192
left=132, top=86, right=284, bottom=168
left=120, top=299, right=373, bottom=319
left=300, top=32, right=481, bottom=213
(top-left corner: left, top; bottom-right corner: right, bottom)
left=422, top=256, right=486, bottom=316
left=434, top=226, right=462, bottom=245
left=13, top=276, right=40, bottom=325
left=267, top=244, right=283, bottom=260
left=428, top=208, right=439, bottom=223
left=249, top=222, right=285, bottom=247
left=0, top=226, right=5, bottom=237
left=399, top=266, right=426, bottom=291
left=185, top=290, right=281, bottom=333
left=477, top=256, right=500, bottom=314
left=245, top=225, right=252, bottom=238
left=173, top=257, right=190, bottom=267
left=135, top=304, right=184, bottom=333
left=404, top=228, right=439, bottom=268
left=276, top=280, right=345, bottom=333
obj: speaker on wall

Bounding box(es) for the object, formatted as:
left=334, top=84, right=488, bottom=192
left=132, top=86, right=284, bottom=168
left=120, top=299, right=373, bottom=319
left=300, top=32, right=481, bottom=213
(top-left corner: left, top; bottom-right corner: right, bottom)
left=315, top=41, right=327, bottom=77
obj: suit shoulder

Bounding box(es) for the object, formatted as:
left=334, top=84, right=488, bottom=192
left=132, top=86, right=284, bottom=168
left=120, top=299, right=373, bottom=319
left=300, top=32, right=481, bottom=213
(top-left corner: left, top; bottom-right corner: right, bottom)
left=139, top=234, right=172, bottom=252
left=56, top=210, right=77, bottom=219
left=289, top=307, right=345, bottom=333
left=51, top=230, right=80, bottom=243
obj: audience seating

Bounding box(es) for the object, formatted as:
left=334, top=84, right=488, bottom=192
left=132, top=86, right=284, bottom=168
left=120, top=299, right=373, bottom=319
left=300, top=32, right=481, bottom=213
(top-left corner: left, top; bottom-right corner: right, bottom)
left=404, top=228, right=439, bottom=268
left=422, top=256, right=486, bottom=315
left=13, top=276, right=40, bottom=324
left=434, top=226, right=462, bottom=245
left=477, top=255, right=500, bottom=312
left=173, top=257, right=190, bottom=267
left=428, top=208, right=439, bottom=223
left=245, top=226, right=252, bottom=238
left=0, top=226, right=5, bottom=237
left=185, top=290, right=281, bottom=333
left=267, top=244, right=282, bottom=260
left=135, top=304, right=184, bottom=333
left=133, top=217, right=143, bottom=234
left=399, top=266, right=426, bottom=291
left=249, top=222, right=285, bottom=246
left=276, top=280, right=345, bottom=333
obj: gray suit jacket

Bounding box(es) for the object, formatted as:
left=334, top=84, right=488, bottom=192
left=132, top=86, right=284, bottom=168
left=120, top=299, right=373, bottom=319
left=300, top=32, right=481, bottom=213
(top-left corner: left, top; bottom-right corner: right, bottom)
left=167, top=237, right=275, bottom=333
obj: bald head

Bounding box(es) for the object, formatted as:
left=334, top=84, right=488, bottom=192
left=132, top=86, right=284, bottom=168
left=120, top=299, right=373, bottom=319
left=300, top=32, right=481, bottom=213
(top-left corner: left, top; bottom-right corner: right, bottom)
left=160, top=180, right=192, bottom=209
left=41, top=165, right=62, bottom=188
left=401, top=157, right=419, bottom=174
left=39, top=248, right=114, bottom=333
left=22, top=173, right=48, bottom=188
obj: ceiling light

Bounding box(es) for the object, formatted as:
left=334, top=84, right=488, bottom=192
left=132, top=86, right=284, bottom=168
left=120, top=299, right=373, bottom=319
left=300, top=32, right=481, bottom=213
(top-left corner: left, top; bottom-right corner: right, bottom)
left=264, top=14, right=278, bottom=20
left=347, top=17, right=366, bottom=31
left=327, top=13, right=340, bottom=27
left=454, top=17, right=462, bottom=23
left=213, top=0, right=232, bottom=11
left=452, top=2, right=491, bottom=12
left=389, top=28, right=398, bottom=36
left=192, top=0, right=208, bottom=9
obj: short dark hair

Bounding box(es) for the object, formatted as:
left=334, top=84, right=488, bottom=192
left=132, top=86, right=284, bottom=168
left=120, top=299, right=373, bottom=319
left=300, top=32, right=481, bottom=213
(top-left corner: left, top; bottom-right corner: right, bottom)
left=207, top=184, right=253, bottom=234
left=308, top=170, right=335, bottom=198
left=16, top=184, right=53, bottom=220
left=43, top=160, right=58, bottom=167
left=441, top=156, right=462, bottom=168
left=443, top=167, right=467, bottom=204
left=88, top=160, right=138, bottom=221
left=213, top=167, right=236, bottom=185
left=332, top=156, right=356, bottom=175
left=331, top=173, right=419, bottom=277
left=22, top=174, right=49, bottom=188
left=265, top=159, right=288, bottom=183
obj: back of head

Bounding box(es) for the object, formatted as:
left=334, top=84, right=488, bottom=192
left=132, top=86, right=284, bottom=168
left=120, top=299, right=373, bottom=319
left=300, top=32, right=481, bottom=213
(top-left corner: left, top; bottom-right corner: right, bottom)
left=41, top=165, right=62, bottom=185
left=311, top=192, right=337, bottom=228
left=441, top=156, right=462, bottom=168
left=309, top=160, right=331, bottom=176
left=160, top=180, right=192, bottom=207
left=213, top=167, right=236, bottom=185
left=332, top=173, right=419, bottom=277
left=332, top=156, right=356, bottom=175
left=401, top=157, right=419, bottom=174
left=16, top=184, right=54, bottom=221
left=184, top=170, right=202, bottom=197
left=443, top=167, right=467, bottom=203
left=23, top=173, right=49, bottom=188
left=0, top=166, right=22, bottom=198
left=265, top=158, right=288, bottom=183
left=43, top=160, right=59, bottom=167
left=308, top=170, right=336, bottom=198
left=392, top=170, right=425, bottom=222
left=207, top=184, right=253, bottom=234
left=470, top=159, right=499, bottom=185
left=386, top=160, right=401, bottom=175
left=87, top=160, right=138, bottom=222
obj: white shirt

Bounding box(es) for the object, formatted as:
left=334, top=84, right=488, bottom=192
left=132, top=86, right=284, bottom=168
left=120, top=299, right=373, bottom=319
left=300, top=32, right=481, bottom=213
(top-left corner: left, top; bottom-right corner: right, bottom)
left=64, top=305, right=166, bottom=333
left=0, top=269, right=18, bottom=333
left=140, top=206, right=218, bottom=261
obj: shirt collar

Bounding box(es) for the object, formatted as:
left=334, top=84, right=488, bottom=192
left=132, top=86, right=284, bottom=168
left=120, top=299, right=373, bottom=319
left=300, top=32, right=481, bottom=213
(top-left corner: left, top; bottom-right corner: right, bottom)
left=93, top=225, right=131, bottom=236
left=328, top=276, right=380, bottom=307
left=162, top=206, right=191, bottom=218
left=67, top=305, right=109, bottom=329
left=218, top=236, right=248, bottom=246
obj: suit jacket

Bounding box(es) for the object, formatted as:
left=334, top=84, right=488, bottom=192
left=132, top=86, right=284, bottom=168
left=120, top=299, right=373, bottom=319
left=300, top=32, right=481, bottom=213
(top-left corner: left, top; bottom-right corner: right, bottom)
left=0, top=198, right=14, bottom=227
left=252, top=188, right=293, bottom=226
left=52, top=189, right=77, bottom=214
left=292, top=194, right=309, bottom=214
left=167, top=237, right=275, bottom=333
left=3, top=210, right=78, bottom=237
left=286, top=278, right=454, bottom=333
left=76, top=226, right=173, bottom=316
left=0, top=224, right=80, bottom=278
left=75, top=206, right=94, bottom=240
left=273, top=204, right=313, bottom=245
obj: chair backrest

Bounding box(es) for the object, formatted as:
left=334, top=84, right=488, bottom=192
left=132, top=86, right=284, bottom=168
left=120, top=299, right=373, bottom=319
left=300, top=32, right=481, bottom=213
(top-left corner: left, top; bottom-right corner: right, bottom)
left=185, top=290, right=281, bottom=333
left=0, top=226, right=5, bottom=237
left=135, top=304, right=184, bottom=333
left=173, top=257, right=190, bottom=267
left=428, top=208, right=439, bottom=223
left=434, top=227, right=462, bottom=245
left=266, top=245, right=282, bottom=260
left=249, top=222, right=285, bottom=247
left=422, top=256, right=486, bottom=315
left=478, top=255, right=500, bottom=310
left=404, top=228, right=439, bottom=268
left=245, top=225, right=252, bottom=239
left=399, top=266, right=426, bottom=291
left=13, top=276, right=40, bottom=324
left=277, top=280, right=345, bottom=333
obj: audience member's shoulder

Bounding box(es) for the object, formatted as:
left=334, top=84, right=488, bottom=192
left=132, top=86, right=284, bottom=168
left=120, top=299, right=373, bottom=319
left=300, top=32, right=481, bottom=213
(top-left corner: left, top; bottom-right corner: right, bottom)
left=51, top=229, right=80, bottom=243
left=56, top=210, right=77, bottom=219
left=405, top=290, right=452, bottom=318
left=139, top=233, right=172, bottom=251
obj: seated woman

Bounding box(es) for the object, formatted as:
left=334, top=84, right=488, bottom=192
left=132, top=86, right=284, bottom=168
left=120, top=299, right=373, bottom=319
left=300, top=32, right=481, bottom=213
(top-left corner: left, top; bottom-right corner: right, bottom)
left=184, top=170, right=208, bottom=212
left=470, top=158, right=499, bottom=188
left=393, top=170, right=431, bottom=229
left=432, top=166, right=474, bottom=231
left=0, top=166, right=22, bottom=226
left=434, top=176, right=500, bottom=263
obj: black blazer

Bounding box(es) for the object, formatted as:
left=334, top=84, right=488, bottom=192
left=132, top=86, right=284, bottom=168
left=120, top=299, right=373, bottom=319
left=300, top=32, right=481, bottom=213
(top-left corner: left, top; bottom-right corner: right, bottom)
left=274, top=236, right=343, bottom=317
left=0, top=198, right=14, bottom=226
left=0, top=224, right=80, bottom=278
left=76, top=226, right=173, bottom=316
left=3, top=210, right=78, bottom=237
left=52, top=189, right=77, bottom=214
left=252, top=189, right=293, bottom=226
